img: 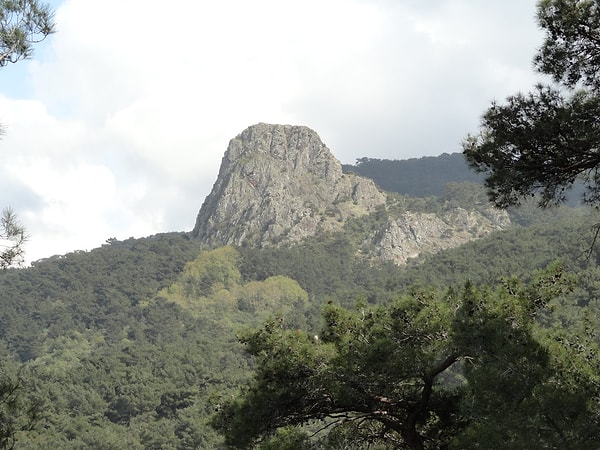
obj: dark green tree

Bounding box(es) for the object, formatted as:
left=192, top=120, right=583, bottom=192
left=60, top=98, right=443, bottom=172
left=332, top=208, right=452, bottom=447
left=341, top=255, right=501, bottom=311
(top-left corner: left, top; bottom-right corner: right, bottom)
left=213, top=264, right=599, bottom=449
left=452, top=268, right=600, bottom=449
left=0, top=0, right=54, bottom=67
left=0, top=207, right=27, bottom=269
left=0, top=0, right=53, bottom=269
left=0, top=209, right=34, bottom=449
left=212, top=293, right=463, bottom=450
left=463, top=0, right=600, bottom=208
left=0, top=369, right=38, bottom=450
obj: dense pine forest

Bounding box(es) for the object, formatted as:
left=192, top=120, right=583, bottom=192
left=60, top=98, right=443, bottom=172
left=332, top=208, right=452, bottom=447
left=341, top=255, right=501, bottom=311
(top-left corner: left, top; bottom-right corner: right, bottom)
left=342, top=153, right=484, bottom=198
left=1, top=173, right=599, bottom=448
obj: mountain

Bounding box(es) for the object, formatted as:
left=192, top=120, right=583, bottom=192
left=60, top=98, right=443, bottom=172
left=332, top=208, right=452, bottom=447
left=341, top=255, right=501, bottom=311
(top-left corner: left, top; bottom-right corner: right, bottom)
left=192, top=123, right=510, bottom=264
left=191, top=123, right=386, bottom=247
left=0, top=124, right=595, bottom=448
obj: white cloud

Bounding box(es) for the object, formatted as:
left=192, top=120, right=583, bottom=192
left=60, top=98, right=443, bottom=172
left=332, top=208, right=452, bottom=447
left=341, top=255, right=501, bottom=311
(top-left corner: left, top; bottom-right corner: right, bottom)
left=0, top=0, right=543, bottom=262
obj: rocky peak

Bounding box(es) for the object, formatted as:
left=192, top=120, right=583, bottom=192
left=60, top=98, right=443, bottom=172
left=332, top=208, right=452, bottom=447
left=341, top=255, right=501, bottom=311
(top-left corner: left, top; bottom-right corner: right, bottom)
left=192, top=123, right=386, bottom=246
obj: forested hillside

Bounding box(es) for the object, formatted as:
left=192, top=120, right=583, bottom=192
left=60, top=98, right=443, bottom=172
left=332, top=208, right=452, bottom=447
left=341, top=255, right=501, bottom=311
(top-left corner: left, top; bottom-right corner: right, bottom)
left=0, top=200, right=598, bottom=448
left=343, top=154, right=585, bottom=206
left=342, top=153, right=484, bottom=197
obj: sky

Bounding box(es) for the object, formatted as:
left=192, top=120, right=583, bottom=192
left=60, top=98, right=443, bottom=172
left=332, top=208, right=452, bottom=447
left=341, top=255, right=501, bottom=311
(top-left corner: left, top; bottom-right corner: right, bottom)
left=1, top=0, right=544, bottom=263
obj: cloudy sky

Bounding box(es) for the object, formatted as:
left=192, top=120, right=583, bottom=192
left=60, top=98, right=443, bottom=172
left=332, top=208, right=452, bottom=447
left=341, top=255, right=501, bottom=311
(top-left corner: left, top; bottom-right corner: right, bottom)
left=1, top=0, right=544, bottom=263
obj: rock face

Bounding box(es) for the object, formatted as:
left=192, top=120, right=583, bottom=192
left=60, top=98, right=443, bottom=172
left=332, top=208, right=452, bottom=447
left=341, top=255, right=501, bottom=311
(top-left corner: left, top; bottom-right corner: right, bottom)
left=367, top=207, right=510, bottom=265
left=192, top=123, right=386, bottom=246
left=192, top=123, right=511, bottom=264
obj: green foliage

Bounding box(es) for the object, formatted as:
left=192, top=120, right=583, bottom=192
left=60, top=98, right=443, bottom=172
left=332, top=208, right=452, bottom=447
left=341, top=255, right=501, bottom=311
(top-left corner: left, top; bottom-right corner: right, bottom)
left=343, top=154, right=483, bottom=198
left=214, top=291, right=460, bottom=449
left=464, top=86, right=600, bottom=207
left=216, top=264, right=600, bottom=449
left=160, top=245, right=242, bottom=307
left=0, top=362, right=38, bottom=450
left=399, top=210, right=600, bottom=289
left=0, top=187, right=599, bottom=448
left=159, top=246, right=310, bottom=330
left=440, top=182, right=488, bottom=208
left=238, top=233, right=407, bottom=318
left=255, top=427, right=312, bottom=450
left=0, top=207, right=27, bottom=270
left=535, top=0, right=600, bottom=91
left=0, top=233, right=228, bottom=448
left=0, top=0, right=54, bottom=67
left=240, top=234, right=359, bottom=300
left=464, top=0, right=600, bottom=208
left=450, top=264, right=600, bottom=449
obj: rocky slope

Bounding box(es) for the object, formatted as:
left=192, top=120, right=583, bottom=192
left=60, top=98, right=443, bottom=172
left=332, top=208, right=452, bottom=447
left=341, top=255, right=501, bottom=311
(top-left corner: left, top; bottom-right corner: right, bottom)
left=192, top=123, right=386, bottom=246
left=192, top=123, right=510, bottom=264
left=367, top=207, right=511, bottom=265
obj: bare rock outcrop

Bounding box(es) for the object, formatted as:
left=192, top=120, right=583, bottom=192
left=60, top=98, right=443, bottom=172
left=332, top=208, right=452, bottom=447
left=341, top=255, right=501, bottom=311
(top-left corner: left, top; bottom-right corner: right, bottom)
left=192, top=123, right=386, bottom=246
left=192, top=123, right=511, bottom=264
left=368, top=207, right=510, bottom=265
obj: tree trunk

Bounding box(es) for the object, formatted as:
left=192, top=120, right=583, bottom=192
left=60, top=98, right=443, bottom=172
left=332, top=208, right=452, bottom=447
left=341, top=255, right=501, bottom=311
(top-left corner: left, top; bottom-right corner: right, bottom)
left=402, top=427, right=425, bottom=450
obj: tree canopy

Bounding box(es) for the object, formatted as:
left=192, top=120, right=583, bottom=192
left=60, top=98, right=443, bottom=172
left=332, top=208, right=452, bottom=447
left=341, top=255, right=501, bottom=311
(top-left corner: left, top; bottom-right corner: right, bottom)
left=0, top=0, right=54, bottom=269
left=464, top=0, right=600, bottom=208
left=0, top=208, right=26, bottom=269
left=0, top=0, right=54, bottom=67
left=213, top=264, right=600, bottom=449
left=343, top=154, right=483, bottom=198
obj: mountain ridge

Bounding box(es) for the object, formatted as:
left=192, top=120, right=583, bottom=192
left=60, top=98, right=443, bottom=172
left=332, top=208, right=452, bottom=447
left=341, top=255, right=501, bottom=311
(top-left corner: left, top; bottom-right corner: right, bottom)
left=342, top=153, right=484, bottom=197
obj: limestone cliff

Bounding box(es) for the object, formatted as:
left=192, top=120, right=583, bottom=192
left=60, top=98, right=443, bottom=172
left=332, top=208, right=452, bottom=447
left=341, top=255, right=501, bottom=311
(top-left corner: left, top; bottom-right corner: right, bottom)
left=366, top=207, right=511, bottom=265
left=192, top=123, right=386, bottom=246
left=192, top=123, right=511, bottom=264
